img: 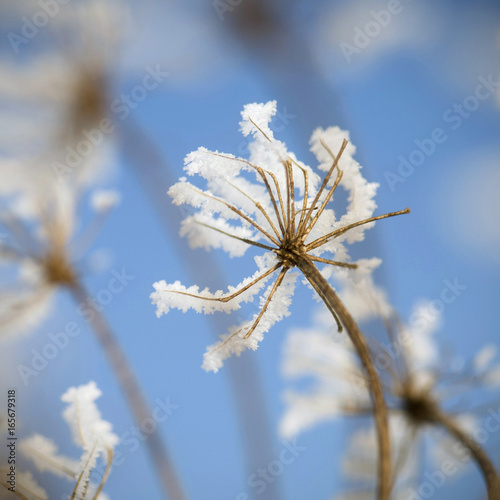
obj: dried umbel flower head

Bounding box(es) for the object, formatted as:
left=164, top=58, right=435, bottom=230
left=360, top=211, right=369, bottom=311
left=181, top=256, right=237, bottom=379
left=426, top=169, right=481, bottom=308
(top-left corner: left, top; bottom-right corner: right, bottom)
left=152, top=101, right=409, bottom=372
left=0, top=160, right=119, bottom=337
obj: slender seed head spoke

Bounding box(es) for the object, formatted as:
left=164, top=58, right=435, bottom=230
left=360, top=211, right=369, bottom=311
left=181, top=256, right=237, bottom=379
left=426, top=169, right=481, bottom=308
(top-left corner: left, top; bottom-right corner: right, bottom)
left=242, top=268, right=288, bottom=339
left=162, top=264, right=281, bottom=304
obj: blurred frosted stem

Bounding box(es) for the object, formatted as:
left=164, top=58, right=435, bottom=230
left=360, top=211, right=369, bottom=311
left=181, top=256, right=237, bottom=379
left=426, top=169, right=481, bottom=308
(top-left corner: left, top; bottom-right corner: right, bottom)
left=117, top=117, right=282, bottom=500
left=432, top=408, right=500, bottom=499
left=295, top=254, right=391, bottom=500
left=68, top=281, right=187, bottom=500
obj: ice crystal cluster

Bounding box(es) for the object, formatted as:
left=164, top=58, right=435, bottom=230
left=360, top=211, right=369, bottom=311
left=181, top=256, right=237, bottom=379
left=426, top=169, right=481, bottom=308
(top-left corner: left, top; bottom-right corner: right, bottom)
left=152, top=101, right=382, bottom=372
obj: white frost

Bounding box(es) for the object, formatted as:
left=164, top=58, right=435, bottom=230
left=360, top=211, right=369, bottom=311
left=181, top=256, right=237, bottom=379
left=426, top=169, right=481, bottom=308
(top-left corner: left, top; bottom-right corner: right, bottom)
left=62, top=381, right=119, bottom=455
left=152, top=260, right=278, bottom=317
left=202, top=271, right=298, bottom=372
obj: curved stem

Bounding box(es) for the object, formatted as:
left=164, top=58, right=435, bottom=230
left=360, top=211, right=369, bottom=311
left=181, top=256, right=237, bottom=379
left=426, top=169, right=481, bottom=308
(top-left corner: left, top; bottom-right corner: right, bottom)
left=432, top=408, right=500, bottom=499
left=295, top=255, right=391, bottom=500
left=68, top=281, right=187, bottom=500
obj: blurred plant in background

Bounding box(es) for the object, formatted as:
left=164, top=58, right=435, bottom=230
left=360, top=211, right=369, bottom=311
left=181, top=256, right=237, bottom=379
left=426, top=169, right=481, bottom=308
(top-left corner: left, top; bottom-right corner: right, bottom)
left=0, top=1, right=187, bottom=499
left=0, top=0, right=126, bottom=168
left=281, top=274, right=500, bottom=498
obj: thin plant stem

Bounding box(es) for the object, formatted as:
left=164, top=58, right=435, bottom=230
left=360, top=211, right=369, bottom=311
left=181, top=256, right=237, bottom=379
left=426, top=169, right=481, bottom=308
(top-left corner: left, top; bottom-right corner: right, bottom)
left=431, top=407, right=500, bottom=499
left=306, top=208, right=411, bottom=251
left=186, top=184, right=280, bottom=246
left=194, top=221, right=276, bottom=252
left=294, top=254, right=391, bottom=500
left=68, top=281, right=187, bottom=500
left=206, top=151, right=287, bottom=236
left=71, top=441, right=98, bottom=500
left=243, top=267, right=288, bottom=339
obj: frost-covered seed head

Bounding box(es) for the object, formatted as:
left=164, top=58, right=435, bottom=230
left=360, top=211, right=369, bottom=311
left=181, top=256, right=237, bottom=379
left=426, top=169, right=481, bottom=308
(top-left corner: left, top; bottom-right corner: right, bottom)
left=152, top=101, right=410, bottom=372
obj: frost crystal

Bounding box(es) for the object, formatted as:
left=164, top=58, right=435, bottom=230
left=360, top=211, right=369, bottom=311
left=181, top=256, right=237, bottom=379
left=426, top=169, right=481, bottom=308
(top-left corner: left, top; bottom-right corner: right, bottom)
left=62, top=381, right=119, bottom=455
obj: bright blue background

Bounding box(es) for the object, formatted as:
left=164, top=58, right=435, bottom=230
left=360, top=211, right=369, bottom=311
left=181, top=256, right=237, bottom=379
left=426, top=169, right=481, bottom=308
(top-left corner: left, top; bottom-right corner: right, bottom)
left=1, top=1, right=500, bottom=499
